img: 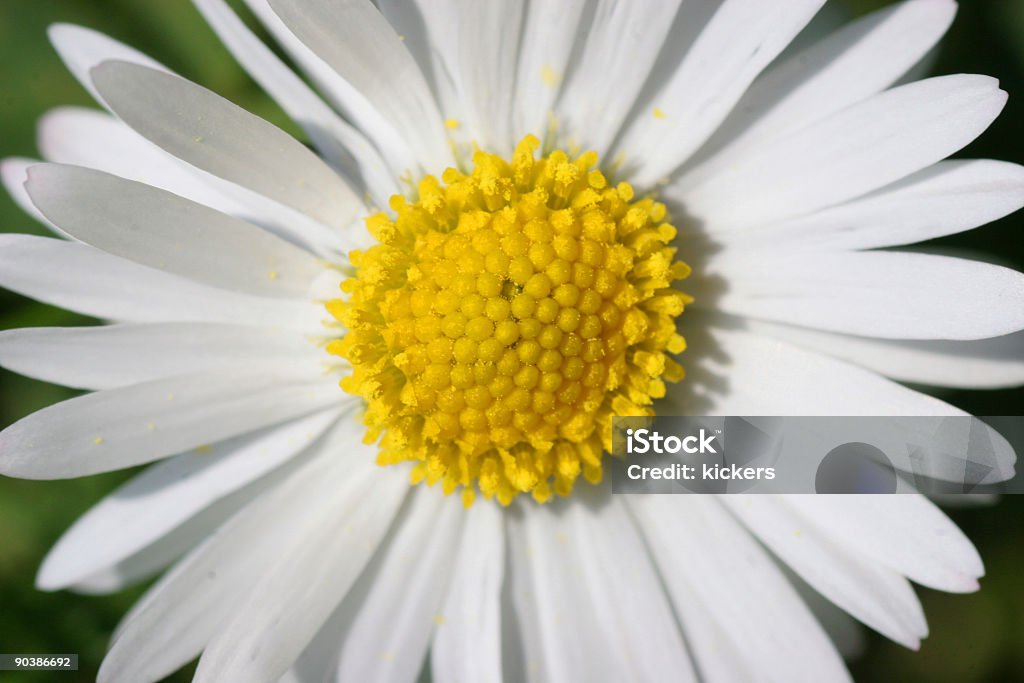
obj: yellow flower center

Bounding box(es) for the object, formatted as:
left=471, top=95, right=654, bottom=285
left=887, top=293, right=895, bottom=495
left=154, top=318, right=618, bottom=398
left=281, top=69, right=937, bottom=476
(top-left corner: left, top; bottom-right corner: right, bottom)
left=326, top=136, right=691, bottom=506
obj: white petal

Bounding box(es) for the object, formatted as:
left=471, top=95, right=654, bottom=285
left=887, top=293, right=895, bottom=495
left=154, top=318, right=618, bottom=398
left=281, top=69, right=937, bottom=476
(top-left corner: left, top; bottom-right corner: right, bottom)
left=47, top=25, right=324, bottom=238
left=722, top=159, right=1024, bottom=250
left=615, top=0, right=824, bottom=186
left=37, top=107, right=246, bottom=219
left=796, top=580, right=868, bottom=659
left=509, top=492, right=695, bottom=682
left=193, top=471, right=409, bottom=683
left=241, top=0, right=417, bottom=177
left=68, top=493, right=252, bottom=595
left=667, top=320, right=1005, bottom=416
left=745, top=319, right=1024, bottom=389
left=47, top=24, right=361, bottom=252
left=511, top=0, right=587, bottom=139
left=335, top=488, right=463, bottom=683
left=729, top=160, right=1024, bottom=250
left=723, top=496, right=927, bottom=648
left=1, top=158, right=63, bottom=234
left=508, top=502, right=611, bottom=682
left=97, top=423, right=385, bottom=683
left=571, top=496, right=696, bottom=682
left=703, top=249, right=1024, bottom=340
left=499, top=576, right=528, bottom=683
left=683, top=0, right=958, bottom=186
left=0, top=364, right=339, bottom=479
left=629, top=496, right=851, bottom=682
left=667, top=321, right=1017, bottom=485
left=385, top=0, right=525, bottom=154
left=676, top=75, right=1007, bottom=231
left=432, top=501, right=505, bottom=683
left=0, top=234, right=324, bottom=329
left=373, top=0, right=457, bottom=121
left=433, top=1, right=525, bottom=154
left=48, top=22, right=166, bottom=101
left=0, top=322, right=319, bottom=391
left=37, top=108, right=347, bottom=256
left=278, top=607, right=346, bottom=683
left=783, top=495, right=984, bottom=593
left=555, top=0, right=682, bottom=157
left=569, top=493, right=697, bottom=681
left=25, top=164, right=324, bottom=297
left=192, top=0, right=398, bottom=206
left=267, top=0, right=451, bottom=172
left=37, top=410, right=339, bottom=590
left=90, top=60, right=359, bottom=236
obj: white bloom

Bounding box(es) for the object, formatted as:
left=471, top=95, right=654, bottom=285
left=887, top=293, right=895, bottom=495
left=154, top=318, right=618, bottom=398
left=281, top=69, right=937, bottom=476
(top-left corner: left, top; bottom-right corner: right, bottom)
left=1, top=1, right=1023, bottom=681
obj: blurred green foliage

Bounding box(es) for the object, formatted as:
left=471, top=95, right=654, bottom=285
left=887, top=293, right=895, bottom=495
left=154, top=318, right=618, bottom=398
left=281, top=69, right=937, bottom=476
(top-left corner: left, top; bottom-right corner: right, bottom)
left=0, top=1, right=1022, bottom=681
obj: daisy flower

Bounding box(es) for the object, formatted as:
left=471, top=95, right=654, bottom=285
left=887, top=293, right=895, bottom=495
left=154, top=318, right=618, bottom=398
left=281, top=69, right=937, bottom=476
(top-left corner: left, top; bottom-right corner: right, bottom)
left=2, top=0, right=1023, bottom=681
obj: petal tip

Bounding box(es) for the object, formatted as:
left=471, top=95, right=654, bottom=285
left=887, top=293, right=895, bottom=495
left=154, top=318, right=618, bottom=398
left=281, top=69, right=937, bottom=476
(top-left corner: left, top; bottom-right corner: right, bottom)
left=34, top=561, right=67, bottom=593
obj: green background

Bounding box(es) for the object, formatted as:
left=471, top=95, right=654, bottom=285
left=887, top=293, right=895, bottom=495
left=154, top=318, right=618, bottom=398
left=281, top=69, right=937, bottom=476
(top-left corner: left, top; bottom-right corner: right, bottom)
left=1, top=1, right=1023, bottom=681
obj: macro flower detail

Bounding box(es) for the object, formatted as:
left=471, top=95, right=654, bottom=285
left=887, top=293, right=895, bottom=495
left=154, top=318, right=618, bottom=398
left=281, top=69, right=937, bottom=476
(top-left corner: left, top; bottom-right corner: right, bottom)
left=0, top=0, right=1021, bottom=682
left=331, top=136, right=690, bottom=505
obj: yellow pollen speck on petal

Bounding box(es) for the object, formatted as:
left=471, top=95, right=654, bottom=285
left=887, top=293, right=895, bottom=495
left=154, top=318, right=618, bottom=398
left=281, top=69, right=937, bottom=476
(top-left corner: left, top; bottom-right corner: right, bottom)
left=93, top=437, right=104, bottom=445
left=445, top=118, right=461, bottom=130
left=195, top=444, right=213, bottom=454
left=433, top=614, right=446, bottom=626
left=327, top=135, right=691, bottom=505
left=268, top=270, right=279, bottom=281
left=653, top=107, right=667, bottom=119
left=541, top=65, right=559, bottom=87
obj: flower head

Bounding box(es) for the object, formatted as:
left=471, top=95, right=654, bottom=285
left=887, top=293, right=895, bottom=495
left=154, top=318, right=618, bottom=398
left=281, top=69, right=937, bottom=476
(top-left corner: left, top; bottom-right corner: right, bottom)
left=0, top=1, right=1023, bottom=681
left=332, top=136, right=690, bottom=505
